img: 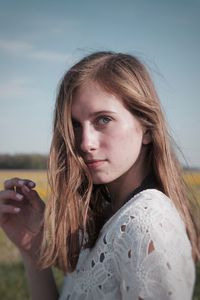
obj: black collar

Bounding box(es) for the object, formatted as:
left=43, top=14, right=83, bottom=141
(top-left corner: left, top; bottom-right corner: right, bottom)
left=125, top=173, right=158, bottom=204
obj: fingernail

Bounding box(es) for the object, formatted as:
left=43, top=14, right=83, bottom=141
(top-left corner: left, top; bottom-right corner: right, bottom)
left=18, top=180, right=24, bottom=186
left=16, top=193, right=23, bottom=200
left=14, top=207, right=21, bottom=212
left=28, top=181, right=35, bottom=187
left=23, top=185, right=30, bottom=193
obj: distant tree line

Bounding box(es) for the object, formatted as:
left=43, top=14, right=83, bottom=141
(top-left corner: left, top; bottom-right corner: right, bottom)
left=0, top=154, right=197, bottom=171
left=0, top=154, right=48, bottom=169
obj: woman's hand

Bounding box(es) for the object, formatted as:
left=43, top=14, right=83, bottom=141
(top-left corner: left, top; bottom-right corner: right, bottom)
left=0, top=177, right=45, bottom=261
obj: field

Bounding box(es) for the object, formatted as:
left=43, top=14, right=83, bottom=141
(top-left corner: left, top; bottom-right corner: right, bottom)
left=0, top=169, right=200, bottom=299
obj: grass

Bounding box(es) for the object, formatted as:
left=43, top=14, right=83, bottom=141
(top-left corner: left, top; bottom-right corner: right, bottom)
left=0, top=169, right=200, bottom=299
left=0, top=262, right=63, bottom=300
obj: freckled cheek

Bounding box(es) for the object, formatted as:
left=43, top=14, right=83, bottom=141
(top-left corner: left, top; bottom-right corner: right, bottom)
left=105, top=130, right=142, bottom=161
left=109, top=128, right=134, bottom=148
left=103, top=138, right=127, bottom=161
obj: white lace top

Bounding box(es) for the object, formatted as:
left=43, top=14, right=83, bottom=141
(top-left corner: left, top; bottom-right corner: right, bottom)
left=59, top=189, right=195, bottom=300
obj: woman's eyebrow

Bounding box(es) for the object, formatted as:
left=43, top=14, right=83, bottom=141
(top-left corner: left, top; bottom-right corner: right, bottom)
left=89, top=110, right=117, bottom=118
left=72, top=110, right=117, bottom=121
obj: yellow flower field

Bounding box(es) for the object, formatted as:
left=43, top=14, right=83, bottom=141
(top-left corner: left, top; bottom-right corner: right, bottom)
left=0, top=169, right=200, bottom=202
left=184, top=171, right=200, bottom=187
left=0, top=169, right=49, bottom=200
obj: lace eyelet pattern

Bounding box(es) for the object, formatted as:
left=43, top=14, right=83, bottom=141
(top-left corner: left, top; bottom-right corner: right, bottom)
left=59, top=189, right=195, bottom=300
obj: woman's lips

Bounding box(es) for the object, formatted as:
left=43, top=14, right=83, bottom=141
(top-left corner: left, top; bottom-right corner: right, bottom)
left=86, top=160, right=106, bottom=168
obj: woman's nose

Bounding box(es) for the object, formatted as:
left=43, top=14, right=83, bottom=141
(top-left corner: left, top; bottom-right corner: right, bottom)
left=79, top=126, right=98, bottom=153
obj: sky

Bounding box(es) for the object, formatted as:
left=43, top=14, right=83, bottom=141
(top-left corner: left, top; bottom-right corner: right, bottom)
left=0, top=0, right=200, bottom=167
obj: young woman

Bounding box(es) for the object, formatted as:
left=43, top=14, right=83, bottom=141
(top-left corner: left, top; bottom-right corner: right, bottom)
left=0, top=51, right=199, bottom=300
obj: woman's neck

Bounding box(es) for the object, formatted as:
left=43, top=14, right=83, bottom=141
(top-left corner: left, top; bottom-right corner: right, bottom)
left=107, top=147, right=150, bottom=214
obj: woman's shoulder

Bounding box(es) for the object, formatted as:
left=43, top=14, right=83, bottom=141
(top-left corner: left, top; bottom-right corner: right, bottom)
left=108, top=189, right=192, bottom=258
left=128, top=188, right=183, bottom=220
left=123, top=188, right=185, bottom=230
left=128, top=188, right=177, bottom=210
left=101, top=189, right=192, bottom=257
left=102, top=189, right=184, bottom=233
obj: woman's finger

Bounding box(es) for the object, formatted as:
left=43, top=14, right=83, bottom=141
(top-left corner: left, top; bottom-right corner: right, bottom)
left=4, top=178, right=36, bottom=190
left=0, top=203, right=21, bottom=214
left=0, top=203, right=21, bottom=226
left=21, top=186, right=45, bottom=211
left=0, top=190, right=24, bottom=202
left=0, top=204, right=21, bottom=220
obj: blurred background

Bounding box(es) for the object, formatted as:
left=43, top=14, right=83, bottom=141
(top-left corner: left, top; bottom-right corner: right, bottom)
left=0, top=0, right=200, bottom=299
left=0, top=0, right=200, bottom=167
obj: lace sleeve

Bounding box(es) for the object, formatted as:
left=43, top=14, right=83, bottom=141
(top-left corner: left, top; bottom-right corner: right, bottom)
left=114, top=190, right=195, bottom=300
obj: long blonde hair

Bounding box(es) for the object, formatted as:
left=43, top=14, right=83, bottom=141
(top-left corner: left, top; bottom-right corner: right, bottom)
left=39, top=51, right=200, bottom=272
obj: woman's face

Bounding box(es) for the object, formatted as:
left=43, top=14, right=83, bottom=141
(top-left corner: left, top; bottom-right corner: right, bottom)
left=71, top=81, right=150, bottom=187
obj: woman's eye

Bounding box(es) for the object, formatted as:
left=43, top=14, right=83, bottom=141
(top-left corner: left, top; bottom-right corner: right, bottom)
left=97, top=116, right=112, bottom=125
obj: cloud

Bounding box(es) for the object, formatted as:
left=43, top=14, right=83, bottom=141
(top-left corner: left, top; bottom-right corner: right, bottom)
left=29, top=49, right=70, bottom=63
left=0, top=40, right=33, bottom=53
left=0, top=38, right=71, bottom=63
left=0, top=77, right=32, bottom=99
left=32, top=17, right=78, bottom=36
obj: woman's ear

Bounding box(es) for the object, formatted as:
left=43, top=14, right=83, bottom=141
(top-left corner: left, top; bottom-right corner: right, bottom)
left=142, top=129, right=152, bottom=145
